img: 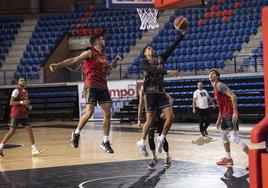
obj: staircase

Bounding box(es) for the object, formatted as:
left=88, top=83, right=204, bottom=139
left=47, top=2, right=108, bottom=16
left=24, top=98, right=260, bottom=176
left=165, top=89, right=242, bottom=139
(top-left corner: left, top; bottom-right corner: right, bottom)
left=109, top=9, right=176, bottom=79
left=229, top=26, right=263, bottom=73
left=1, top=19, right=38, bottom=84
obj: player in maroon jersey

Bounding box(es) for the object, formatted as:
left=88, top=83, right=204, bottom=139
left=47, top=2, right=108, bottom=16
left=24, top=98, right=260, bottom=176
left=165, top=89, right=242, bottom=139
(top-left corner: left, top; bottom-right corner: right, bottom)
left=208, top=69, right=249, bottom=166
left=0, top=78, right=44, bottom=157
left=49, top=33, right=121, bottom=153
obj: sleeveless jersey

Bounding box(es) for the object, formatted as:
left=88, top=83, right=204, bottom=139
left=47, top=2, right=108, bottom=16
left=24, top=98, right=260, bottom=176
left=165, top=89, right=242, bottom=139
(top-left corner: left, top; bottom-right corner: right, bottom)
left=83, top=47, right=108, bottom=89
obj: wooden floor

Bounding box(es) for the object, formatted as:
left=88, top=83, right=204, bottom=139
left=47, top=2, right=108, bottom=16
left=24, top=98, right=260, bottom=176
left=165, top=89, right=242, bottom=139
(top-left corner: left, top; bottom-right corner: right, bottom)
left=0, top=122, right=265, bottom=187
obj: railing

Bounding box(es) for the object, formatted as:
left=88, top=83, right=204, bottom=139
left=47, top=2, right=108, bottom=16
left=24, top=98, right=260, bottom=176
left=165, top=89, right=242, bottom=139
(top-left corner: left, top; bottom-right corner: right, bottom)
left=0, top=54, right=264, bottom=85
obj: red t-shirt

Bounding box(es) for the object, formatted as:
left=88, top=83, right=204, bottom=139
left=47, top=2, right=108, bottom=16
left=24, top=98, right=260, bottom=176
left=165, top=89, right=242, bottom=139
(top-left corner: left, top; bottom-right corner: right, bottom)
left=10, top=88, right=29, bottom=119
left=83, top=47, right=108, bottom=89
left=213, top=81, right=233, bottom=119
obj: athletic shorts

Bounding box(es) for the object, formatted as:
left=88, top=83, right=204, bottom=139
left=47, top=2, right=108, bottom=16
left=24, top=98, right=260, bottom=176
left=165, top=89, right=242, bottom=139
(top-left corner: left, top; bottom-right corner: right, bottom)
left=9, top=118, right=31, bottom=128
left=144, top=93, right=171, bottom=113
left=221, top=118, right=239, bottom=131
left=84, top=88, right=112, bottom=106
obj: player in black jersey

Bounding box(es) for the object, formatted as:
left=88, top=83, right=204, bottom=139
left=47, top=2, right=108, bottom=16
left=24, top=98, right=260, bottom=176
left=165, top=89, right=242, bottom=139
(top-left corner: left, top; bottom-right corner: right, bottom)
left=136, top=20, right=188, bottom=157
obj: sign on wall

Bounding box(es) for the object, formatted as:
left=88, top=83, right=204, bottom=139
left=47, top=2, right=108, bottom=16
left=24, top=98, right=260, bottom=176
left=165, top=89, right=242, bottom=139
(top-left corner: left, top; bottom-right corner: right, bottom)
left=78, top=80, right=137, bottom=120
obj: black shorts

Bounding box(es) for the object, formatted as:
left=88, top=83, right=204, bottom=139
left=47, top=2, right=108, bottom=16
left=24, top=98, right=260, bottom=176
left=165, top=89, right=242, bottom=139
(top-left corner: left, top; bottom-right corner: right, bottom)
left=85, top=88, right=112, bottom=106
left=221, top=118, right=239, bottom=131
left=144, top=93, right=171, bottom=113
left=150, top=119, right=164, bottom=134
left=9, top=118, right=31, bottom=128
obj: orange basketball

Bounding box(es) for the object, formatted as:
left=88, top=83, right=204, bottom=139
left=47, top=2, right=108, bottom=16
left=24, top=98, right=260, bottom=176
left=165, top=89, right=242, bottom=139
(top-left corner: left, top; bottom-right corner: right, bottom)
left=174, top=16, right=188, bottom=31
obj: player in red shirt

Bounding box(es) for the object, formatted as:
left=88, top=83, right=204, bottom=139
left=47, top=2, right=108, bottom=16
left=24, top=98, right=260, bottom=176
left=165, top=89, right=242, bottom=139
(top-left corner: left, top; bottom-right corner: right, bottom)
left=208, top=69, right=249, bottom=167
left=49, top=33, right=121, bottom=153
left=0, top=78, right=44, bottom=157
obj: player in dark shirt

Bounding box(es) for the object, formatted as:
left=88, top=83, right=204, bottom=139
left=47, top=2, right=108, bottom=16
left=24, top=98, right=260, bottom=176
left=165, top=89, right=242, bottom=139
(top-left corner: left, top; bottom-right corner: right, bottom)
left=136, top=21, right=188, bottom=157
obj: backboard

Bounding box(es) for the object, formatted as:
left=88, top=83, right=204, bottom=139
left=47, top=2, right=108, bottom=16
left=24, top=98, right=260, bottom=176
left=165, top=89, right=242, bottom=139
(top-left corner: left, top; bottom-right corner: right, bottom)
left=106, top=0, right=154, bottom=9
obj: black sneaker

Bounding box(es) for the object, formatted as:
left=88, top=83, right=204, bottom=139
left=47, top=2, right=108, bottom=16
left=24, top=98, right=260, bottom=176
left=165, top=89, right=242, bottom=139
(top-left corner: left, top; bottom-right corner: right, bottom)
left=70, top=131, right=80, bottom=148
left=204, top=130, right=208, bottom=135
left=0, top=149, right=4, bottom=158
left=164, top=157, right=172, bottom=168
left=148, top=158, right=158, bottom=169
left=101, top=141, right=114, bottom=153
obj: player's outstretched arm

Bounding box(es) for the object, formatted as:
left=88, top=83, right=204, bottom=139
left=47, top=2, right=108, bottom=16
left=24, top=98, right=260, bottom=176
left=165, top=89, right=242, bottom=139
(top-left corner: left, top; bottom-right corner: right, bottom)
left=160, top=19, right=188, bottom=62
left=50, top=50, right=92, bottom=72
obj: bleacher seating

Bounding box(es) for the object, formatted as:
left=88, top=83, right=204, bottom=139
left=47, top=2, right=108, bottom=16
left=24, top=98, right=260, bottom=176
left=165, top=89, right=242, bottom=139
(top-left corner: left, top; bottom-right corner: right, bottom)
left=0, top=85, right=79, bottom=123
left=70, top=5, right=143, bottom=62
left=13, top=11, right=83, bottom=80
left=114, top=75, right=265, bottom=123
left=0, top=16, right=23, bottom=67
left=128, top=0, right=267, bottom=74
left=243, top=40, right=263, bottom=67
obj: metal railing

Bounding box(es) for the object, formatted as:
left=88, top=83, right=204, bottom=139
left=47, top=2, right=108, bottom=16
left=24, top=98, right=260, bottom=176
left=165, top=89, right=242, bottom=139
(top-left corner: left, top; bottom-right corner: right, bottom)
left=0, top=54, right=264, bottom=85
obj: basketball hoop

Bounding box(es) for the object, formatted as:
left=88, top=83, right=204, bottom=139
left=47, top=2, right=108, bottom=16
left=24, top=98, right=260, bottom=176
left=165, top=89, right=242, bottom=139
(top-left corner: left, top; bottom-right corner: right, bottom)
left=136, top=8, right=159, bottom=30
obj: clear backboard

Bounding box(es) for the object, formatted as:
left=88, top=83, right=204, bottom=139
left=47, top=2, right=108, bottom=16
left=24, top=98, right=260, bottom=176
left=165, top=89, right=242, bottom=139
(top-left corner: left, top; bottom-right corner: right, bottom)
left=106, top=0, right=154, bottom=9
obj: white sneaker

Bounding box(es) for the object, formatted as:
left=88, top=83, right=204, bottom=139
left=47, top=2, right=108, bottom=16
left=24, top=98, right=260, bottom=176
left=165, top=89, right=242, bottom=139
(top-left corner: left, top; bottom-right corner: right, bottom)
left=32, top=149, right=45, bottom=156
left=136, top=140, right=149, bottom=157
left=156, top=136, right=164, bottom=153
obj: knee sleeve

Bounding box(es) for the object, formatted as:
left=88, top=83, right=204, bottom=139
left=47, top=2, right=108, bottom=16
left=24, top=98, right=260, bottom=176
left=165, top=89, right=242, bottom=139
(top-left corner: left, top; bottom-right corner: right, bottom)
left=220, top=130, right=229, bottom=144
left=230, top=131, right=247, bottom=149
left=163, top=138, right=169, bottom=153
left=148, top=129, right=155, bottom=151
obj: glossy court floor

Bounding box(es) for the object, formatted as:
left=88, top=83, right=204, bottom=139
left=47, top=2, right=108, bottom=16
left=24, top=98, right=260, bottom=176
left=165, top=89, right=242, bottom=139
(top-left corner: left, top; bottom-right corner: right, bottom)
left=0, top=122, right=265, bottom=188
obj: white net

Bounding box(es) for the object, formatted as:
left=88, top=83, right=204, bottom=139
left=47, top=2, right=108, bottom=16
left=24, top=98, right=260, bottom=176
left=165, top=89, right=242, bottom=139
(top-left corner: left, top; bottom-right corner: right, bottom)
left=136, top=8, right=159, bottom=30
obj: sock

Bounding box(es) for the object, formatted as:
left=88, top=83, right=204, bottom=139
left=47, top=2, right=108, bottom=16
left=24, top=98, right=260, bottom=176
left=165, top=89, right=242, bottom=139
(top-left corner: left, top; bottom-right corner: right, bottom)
left=0, top=143, right=4, bottom=149
left=165, top=152, right=170, bottom=158
left=140, top=139, right=145, bottom=145
left=151, top=150, right=157, bottom=159
left=103, top=136, right=109, bottom=143
left=226, top=152, right=231, bottom=159
left=74, top=128, right=80, bottom=134
left=31, top=144, right=37, bottom=151
left=160, top=134, right=166, bottom=141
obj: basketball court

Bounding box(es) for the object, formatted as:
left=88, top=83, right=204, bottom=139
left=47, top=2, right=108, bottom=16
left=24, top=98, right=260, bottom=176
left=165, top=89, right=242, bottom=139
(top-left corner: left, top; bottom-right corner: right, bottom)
left=0, top=121, right=263, bottom=187
left=0, top=0, right=268, bottom=187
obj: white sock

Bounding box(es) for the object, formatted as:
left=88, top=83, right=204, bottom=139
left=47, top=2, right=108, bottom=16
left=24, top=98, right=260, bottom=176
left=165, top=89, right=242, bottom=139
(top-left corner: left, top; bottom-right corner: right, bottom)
left=151, top=150, right=157, bottom=159
left=160, top=134, right=166, bottom=141
left=226, top=152, right=231, bottom=159
left=31, top=144, right=37, bottom=151
left=0, top=143, right=4, bottom=149
left=103, top=136, right=109, bottom=143
left=75, top=128, right=80, bottom=134
left=166, top=152, right=170, bottom=158
left=140, top=139, right=145, bottom=145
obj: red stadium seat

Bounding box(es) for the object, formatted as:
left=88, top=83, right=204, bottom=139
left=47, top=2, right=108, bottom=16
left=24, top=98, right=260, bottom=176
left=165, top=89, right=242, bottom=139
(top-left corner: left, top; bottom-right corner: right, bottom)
left=211, top=5, right=217, bottom=12
left=204, top=12, right=211, bottom=19
left=216, top=11, right=223, bottom=17
left=228, top=9, right=235, bottom=16
left=211, top=11, right=217, bottom=18
left=198, top=19, right=205, bottom=26
left=222, top=16, right=228, bottom=23
left=85, top=12, right=91, bottom=17
left=235, top=2, right=241, bottom=8
left=223, top=10, right=229, bottom=16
